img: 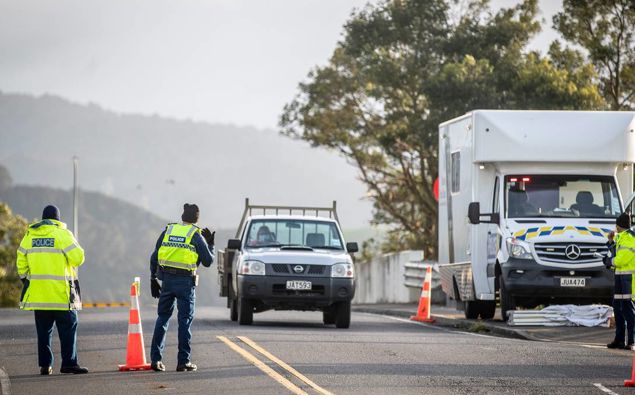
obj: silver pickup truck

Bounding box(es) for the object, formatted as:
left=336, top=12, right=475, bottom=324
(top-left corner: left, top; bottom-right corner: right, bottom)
left=217, top=199, right=358, bottom=328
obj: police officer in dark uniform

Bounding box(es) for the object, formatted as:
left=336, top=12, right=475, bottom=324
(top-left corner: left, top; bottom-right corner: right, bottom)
left=149, top=204, right=214, bottom=371
left=605, top=213, right=635, bottom=350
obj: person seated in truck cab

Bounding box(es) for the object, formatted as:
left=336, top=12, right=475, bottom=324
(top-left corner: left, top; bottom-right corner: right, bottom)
left=570, top=191, right=604, bottom=216
left=508, top=189, right=539, bottom=217
left=248, top=225, right=277, bottom=246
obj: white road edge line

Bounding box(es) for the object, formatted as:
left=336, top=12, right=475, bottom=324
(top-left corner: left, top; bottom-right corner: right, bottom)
left=593, top=383, right=620, bottom=395
left=359, top=312, right=523, bottom=342
left=0, top=367, right=11, bottom=395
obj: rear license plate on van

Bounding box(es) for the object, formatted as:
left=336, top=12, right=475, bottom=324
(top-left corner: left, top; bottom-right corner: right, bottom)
left=286, top=281, right=312, bottom=290
left=560, top=277, right=585, bottom=287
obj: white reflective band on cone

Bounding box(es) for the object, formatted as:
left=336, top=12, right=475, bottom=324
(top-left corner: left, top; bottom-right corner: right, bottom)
left=130, top=296, right=139, bottom=310
left=420, top=291, right=431, bottom=298
left=128, top=323, right=142, bottom=334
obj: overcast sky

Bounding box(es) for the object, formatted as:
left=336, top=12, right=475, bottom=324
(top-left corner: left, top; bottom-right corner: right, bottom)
left=0, top=0, right=562, bottom=130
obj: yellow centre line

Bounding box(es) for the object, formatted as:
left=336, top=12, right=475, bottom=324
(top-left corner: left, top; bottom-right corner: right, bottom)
left=216, top=336, right=308, bottom=395
left=238, top=336, right=335, bottom=395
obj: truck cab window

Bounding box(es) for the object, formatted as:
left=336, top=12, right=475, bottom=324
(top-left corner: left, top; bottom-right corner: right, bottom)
left=451, top=151, right=460, bottom=193
left=505, top=175, right=621, bottom=218
left=492, top=177, right=500, bottom=213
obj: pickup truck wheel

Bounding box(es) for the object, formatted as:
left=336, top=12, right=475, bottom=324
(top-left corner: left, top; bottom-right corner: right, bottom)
left=238, top=297, right=253, bottom=325
left=335, top=301, right=351, bottom=329
left=464, top=301, right=481, bottom=319
left=499, top=276, right=516, bottom=322
left=479, top=301, right=496, bottom=320
left=323, top=307, right=336, bottom=325
left=230, top=298, right=238, bottom=322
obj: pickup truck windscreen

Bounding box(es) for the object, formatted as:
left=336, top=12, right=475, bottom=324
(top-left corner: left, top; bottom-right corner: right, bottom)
left=245, top=219, right=344, bottom=250
left=505, top=174, right=621, bottom=218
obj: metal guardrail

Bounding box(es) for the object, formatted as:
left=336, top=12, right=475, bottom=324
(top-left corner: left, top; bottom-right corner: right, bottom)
left=403, top=261, right=438, bottom=289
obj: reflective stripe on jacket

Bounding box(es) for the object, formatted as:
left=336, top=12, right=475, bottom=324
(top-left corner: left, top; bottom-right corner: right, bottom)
left=16, top=219, right=85, bottom=310
left=614, top=229, right=635, bottom=300
left=157, top=223, right=200, bottom=272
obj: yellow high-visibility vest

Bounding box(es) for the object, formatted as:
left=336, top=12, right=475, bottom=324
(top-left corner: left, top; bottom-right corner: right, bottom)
left=158, top=223, right=200, bottom=272
left=614, top=230, right=635, bottom=300
left=16, top=219, right=85, bottom=310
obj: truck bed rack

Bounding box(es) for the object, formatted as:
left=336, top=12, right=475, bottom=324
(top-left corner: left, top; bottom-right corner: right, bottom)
left=235, top=198, right=339, bottom=237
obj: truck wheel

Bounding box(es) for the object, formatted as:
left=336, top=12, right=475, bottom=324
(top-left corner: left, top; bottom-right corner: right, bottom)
left=464, top=301, right=481, bottom=319
left=479, top=301, right=496, bottom=320
left=238, top=297, right=253, bottom=325
left=335, top=301, right=351, bottom=329
left=323, top=307, right=336, bottom=325
left=230, top=298, right=238, bottom=322
left=499, top=277, right=516, bottom=322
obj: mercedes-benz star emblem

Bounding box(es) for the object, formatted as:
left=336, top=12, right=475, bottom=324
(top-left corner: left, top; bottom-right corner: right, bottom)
left=565, top=244, right=581, bottom=260
left=293, top=265, right=304, bottom=273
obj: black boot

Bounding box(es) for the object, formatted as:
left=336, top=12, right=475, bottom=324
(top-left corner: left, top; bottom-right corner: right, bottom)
left=607, top=340, right=626, bottom=349
left=40, top=366, right=52, bottom=375
left=60, top=365, right=89, bottom=374
left=176, top=362, right=197, bottom=372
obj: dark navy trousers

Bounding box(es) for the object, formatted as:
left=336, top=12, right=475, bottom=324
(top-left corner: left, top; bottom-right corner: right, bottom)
left=34, top=310, right=79, bottom=368
left=150, top=273, right=196, bottom=365
left=614, top=273, right=635, bottom=345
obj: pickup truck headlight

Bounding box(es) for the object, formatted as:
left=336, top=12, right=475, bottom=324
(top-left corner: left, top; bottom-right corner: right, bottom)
left=238, top=260, right=265, bottom=276
left=331, top=263, right=354, bottom=278
left=506, top=238, right=533, bottom=260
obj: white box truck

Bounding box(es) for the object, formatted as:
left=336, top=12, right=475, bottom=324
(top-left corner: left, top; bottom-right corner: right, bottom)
left=438, top=110, right=635, bottom=321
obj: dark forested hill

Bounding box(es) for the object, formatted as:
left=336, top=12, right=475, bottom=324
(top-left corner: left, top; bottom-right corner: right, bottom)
left=0, top=91, right=371, bottom=230
left=0, top=185, right=232, bottom=307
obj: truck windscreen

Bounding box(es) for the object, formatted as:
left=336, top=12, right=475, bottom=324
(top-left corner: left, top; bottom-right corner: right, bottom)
left=505, top=175, right=621, bottom=218
left=245, top=219, right=344, bottom=249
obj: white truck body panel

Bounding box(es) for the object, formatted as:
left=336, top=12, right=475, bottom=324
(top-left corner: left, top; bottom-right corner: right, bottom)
left=439, top=110, right=635, bottom=303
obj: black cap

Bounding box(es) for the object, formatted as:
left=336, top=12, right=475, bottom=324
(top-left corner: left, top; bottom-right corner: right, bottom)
left=42, top=205, right=60, bottom=221
left=181, top=203, right=199, bottom=224
left=617, top=213, right=631, bottom=229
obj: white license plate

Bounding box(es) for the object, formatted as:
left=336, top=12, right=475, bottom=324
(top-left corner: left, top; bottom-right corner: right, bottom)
left=286, top=281, right=312, bottom=290
left=560, top=277, right=586, bottom=287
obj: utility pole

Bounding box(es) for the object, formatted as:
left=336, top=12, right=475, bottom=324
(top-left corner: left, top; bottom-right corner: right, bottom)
left=73, top=156, right=79, bottom=240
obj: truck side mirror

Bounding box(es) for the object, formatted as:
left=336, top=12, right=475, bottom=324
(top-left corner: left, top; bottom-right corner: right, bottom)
left=346, top=242, right=359, bottom=253
left=468, top=202, right=481, bottom=224
left=227, top=238, right=242, bottom=250
left=468, top=202, right=500, bottom=225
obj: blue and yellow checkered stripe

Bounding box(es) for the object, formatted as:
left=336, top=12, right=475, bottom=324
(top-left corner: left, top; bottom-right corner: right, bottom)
left=513, top=226, right=611, bottom=241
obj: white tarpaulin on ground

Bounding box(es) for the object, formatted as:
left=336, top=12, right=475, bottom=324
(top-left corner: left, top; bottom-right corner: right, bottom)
left=507, top=305, right=613, bottom=327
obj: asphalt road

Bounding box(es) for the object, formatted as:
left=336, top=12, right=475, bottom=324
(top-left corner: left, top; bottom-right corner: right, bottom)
left=0, top=306, right=634, bottom=395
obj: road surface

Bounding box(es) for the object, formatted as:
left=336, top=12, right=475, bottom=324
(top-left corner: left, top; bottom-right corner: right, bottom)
left=0, top=306, right=633, bottom=395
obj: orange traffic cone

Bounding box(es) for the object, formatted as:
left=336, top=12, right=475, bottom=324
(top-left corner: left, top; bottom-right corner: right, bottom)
left=410, top=265, right=435, bottom=323
left=625, top=351, right=635, bottom=386
left=118, top=277, right=152, bottom=371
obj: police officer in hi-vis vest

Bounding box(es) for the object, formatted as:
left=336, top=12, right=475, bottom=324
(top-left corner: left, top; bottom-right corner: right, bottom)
left=16, top=205, right=88, bottom=375
left=149, top=203, right=214, bottom=372
left=606, top=213, right=635, bottom=350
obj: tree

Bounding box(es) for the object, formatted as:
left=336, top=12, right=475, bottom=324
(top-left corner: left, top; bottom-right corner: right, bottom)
left=0, top=202, right=27, bottom=307
left=281, top=0, right=603, bottom=257
left=554, top=0, right=635, bottom=109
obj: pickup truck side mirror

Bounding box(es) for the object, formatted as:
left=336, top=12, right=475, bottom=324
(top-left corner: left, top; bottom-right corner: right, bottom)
left=468, top=202, right=500, bottom=225
left=346, top=242, right=359, bottom=253
left=227, top=238, right=242, bottom=250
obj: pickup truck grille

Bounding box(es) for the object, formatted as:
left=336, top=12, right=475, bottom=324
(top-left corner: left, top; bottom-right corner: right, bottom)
left=268, top=264, right=330, bottom=276
left=533, top=242, right=607, bottom=264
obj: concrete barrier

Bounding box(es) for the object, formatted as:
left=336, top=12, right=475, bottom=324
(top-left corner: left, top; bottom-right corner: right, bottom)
left=353, top=250, right=443, bottom=304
